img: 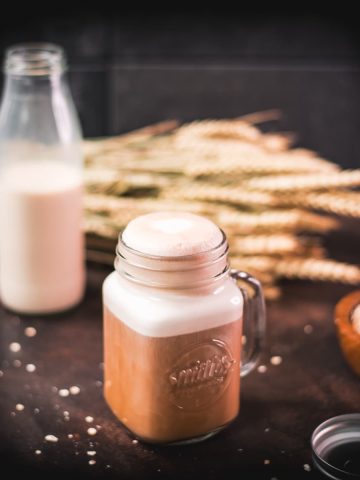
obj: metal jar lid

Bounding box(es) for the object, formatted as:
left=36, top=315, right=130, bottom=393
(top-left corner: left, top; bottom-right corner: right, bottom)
left=311, top=414, right=360, bottom=479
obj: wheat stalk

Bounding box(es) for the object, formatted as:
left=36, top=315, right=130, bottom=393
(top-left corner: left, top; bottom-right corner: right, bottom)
left=231, top=256, right=360, bottom=285
left=230, top=234, right=303, bottom=256
left=285, top=191, right=360, bottom=218
left=167, top=183, right=277, bottom=208
left=216, top=209, right=338, bottom=234
left=185, top=154, right=338, bottom=177
left=245, top=170, right=360, bottom=192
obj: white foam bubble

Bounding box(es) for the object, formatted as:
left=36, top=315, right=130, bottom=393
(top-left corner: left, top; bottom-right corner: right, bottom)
left=122, top=212, right=223, bottom=256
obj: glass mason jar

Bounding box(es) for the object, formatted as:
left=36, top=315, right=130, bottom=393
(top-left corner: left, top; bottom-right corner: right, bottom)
left=103, top=212, right=266, bottom=444
left=0, top=43, right=84, bottom=314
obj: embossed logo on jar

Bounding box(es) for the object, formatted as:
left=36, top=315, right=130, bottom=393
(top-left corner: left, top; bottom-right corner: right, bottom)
left=168, top=339, right=236, bottom=411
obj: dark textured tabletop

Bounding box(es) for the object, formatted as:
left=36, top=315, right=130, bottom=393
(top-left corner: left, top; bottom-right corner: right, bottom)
left=1, top=220, right=359, bottom=480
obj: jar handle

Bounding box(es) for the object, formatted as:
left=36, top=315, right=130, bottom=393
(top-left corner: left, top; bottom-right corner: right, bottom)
left=230, top=270, right=266, bottom=377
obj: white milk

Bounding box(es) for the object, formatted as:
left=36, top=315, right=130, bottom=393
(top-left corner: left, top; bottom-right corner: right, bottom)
left=0, top=160, right=84, bottom=313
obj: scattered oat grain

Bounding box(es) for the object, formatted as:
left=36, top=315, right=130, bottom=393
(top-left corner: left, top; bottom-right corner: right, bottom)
left=15, top=403, right=24, bottom=411
left=264, top=459, right=271, bottom=465
left=59, top=389, right=69, bottom=397
left=68, top=434, right=74, bottom=439
left=34, top=408, right=40, bottom=414
left=132, top=439, right=138, bottom=444
left=89, top=459, right=96, bottom=465
left=44, top=434, right=58, bottom=443
left=257, top=365, right=267, bottom=373
left=9, top=342, right=21, bottom=353
left=26, top=363, right=36, bottom=373
left=13, top=359, right=22, bottom=367
left=303, top=463, right=311, bottom=472
left=87, top=427, right=97, bottom=436
left=270, top=355, right=283, bottom=366
left=87, top=450, right=96, bottom=456
left=24, top=327, right=37, bottom=337
left=35, top=450, right=42, bottom=455
left=69, top=385, right=80, bottom=395
left=85, top=416, right=94, bottom=423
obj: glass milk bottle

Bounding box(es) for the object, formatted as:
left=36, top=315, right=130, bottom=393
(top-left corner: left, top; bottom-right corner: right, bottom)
left=103, top=212, right=266, bottom=444
left=0, top=44, right=85, bottom=314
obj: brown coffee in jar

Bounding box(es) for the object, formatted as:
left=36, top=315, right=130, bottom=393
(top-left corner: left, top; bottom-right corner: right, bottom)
left=104, top=305, right=241, bottom=443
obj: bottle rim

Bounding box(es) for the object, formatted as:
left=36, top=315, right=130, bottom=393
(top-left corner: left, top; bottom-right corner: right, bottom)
left=4, top=43, right=66, bottom=76
left=115, top=228, right=230, bottom=289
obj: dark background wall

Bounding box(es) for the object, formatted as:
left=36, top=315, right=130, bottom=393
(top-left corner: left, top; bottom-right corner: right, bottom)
left=0, top=12, right=359, bottom=168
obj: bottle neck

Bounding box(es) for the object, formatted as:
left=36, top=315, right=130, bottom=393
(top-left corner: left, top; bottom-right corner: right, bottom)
left=115, top=230, right=230, bottom=290
left=4, top=43, right=66, bottom=77
left=0, top=43, right=82, bottom=157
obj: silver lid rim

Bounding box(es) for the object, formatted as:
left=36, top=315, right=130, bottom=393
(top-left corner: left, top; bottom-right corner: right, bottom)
left=311, top=413, right=360, bottom=479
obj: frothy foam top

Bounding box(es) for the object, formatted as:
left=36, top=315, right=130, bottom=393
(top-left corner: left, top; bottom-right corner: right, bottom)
left=122, top=212, right=223, bottom=257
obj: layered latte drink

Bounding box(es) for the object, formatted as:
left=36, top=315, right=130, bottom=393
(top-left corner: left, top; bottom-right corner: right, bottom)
left=103, top=212, right=265, bottom=444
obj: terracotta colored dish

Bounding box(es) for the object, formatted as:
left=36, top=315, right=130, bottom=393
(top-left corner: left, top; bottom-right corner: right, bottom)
left=335, top=290, right=360, bottom=377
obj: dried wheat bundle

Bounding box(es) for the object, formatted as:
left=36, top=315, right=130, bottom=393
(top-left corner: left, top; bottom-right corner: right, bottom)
left=84, top=215, right=119, bottom=240
left=230, top=234, right=326, bottom=258
left=230, top=234, right=303, bottom=256
left=276, top=258, right=360, bottom=284
left=176, top=124, right=336, bottom=172
left=168, top=183, right=277, bottom=208
left=84, top=194, right=218, bottom=219
left=231, top=256, right=360, bottom=285
left=177, top=120, right=295, bottom=155
left=83, top=111, right=360, bottom=298
left=185, top=154, right=338, bottom=177
left=85, top=169, right=172, bottom=195
left=286, top=191, right=360, bottom=218
left=245, top=170, right=360, bottom=192
left=176, top=119, right=262, bottom=143
left=216, top=209, right=338, bottom=234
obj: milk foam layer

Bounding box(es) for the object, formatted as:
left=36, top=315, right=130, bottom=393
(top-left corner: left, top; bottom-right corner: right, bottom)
left=122, top=212, right=223, bottom=256
left=103, top=271, right=243, bottom=337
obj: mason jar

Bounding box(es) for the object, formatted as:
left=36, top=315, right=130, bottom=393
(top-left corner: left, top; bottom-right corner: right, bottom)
left=103, top=211, right=266, bottom=444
